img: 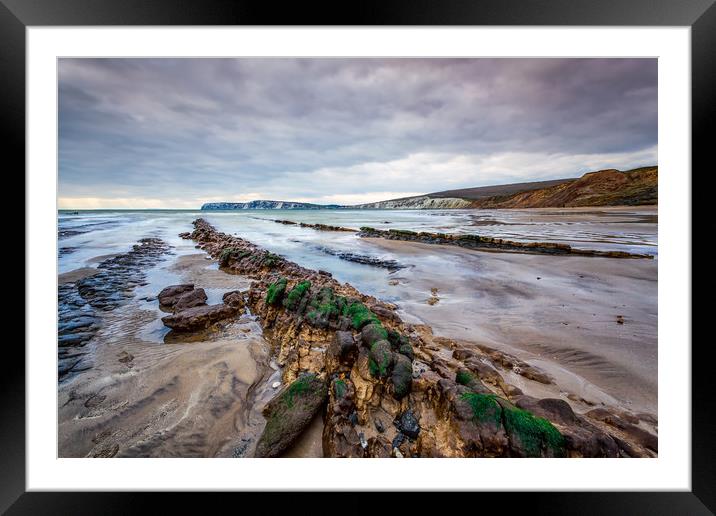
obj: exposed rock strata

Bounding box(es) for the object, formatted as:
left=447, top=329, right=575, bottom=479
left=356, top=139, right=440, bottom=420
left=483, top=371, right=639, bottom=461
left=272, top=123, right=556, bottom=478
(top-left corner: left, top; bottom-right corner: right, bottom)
left=312, top=245, right=406, bottom=271
left=357, top=227, right=653, bottom=259
left=58, top=237, right=171, bottom=381
left=182, top=218, right=656, bottom=457
left=277, top=220, right=356, bottom=232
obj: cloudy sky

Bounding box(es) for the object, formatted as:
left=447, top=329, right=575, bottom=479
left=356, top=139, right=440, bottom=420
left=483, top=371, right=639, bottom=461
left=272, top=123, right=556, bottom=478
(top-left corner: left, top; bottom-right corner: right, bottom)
left=58, top=58, right=657, bottom=209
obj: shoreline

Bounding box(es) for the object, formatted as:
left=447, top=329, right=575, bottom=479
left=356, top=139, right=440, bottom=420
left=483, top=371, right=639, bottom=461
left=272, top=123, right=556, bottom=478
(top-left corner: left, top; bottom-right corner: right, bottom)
left=59, top=204, right=658, bottom=213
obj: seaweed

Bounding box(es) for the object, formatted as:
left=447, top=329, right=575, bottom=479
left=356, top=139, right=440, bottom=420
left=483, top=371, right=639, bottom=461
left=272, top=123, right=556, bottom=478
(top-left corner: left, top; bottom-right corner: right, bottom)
left=218, top=247, right=240, bottom=266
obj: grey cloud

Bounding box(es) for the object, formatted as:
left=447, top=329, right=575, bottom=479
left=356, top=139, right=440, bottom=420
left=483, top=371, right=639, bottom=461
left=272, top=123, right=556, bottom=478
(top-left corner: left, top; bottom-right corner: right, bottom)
left=58, top=58, right=657, bottom=206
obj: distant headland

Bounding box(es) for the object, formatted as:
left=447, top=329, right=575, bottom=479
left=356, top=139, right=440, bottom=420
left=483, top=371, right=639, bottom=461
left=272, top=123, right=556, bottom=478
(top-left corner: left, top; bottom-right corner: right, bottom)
left=200, top=166, right=657, bottom=211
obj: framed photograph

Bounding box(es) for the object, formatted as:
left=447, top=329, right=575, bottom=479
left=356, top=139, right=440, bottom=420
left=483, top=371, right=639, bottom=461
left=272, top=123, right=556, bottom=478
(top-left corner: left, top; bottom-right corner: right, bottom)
left=5, top=0, right=710, bottom=512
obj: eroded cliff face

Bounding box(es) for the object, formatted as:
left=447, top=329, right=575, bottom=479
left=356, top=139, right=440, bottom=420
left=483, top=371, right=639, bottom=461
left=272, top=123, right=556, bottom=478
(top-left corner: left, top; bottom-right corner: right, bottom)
left=180, top=218, right=657, bottom=458
left=358, top=196, right=472, bottom=210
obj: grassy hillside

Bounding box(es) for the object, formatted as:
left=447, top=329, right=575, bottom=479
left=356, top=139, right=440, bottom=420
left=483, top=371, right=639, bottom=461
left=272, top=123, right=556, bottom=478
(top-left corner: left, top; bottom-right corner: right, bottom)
left=428, top=178, right=575, bottom=201
left=469, top=166, right=657, bottom=208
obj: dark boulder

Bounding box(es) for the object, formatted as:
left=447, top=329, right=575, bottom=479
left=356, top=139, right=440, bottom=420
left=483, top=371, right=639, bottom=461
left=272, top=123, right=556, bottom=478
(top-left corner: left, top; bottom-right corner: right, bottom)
left=326, top=332, right=358, bottom=374
left=161, top=303, right=238, bottom=332
left=173, top=287, right=208, bottom=311
left=157, top=284, right=194, bottom=307
left=222, top=290, right=245, bottom=308
left=361, top=323, right=388, bottom=348
left=391, top=353, right=413, bottom=399
left=394, top=409, right=420, bottom=440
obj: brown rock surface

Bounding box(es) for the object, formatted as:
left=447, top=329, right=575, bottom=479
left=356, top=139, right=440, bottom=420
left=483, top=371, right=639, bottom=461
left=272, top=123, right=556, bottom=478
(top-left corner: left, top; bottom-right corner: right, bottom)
left=161, top=303, right=238, bottom=332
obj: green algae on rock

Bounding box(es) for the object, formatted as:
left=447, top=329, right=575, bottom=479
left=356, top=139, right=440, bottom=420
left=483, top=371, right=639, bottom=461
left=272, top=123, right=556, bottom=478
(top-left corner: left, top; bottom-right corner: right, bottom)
left=255, top=373, right=328, bottom=457
left=283, top=280, right=312, bottom=311
left=266, top=277, right=288, bottom=306
left=357, top=226, right=653, bottom=259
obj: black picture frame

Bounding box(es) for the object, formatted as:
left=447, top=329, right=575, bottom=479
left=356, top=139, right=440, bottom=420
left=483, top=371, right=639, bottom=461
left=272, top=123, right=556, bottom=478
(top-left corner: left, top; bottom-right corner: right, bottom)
left=3, top=0, right=710, bottom=513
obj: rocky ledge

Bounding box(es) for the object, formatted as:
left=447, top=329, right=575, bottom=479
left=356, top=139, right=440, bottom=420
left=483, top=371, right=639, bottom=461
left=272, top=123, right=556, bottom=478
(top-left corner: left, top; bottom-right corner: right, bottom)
left=357, top=227, right=654, bottom=259
left=180, top=218, right=657, bottom=458
left=58, top=237, right=172, bottom=381
left=270, top=219, right=356, bottom=232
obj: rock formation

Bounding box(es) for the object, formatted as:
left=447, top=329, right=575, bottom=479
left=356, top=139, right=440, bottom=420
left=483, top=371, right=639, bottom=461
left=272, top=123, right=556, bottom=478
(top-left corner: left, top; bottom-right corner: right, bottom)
left=158, top=284, right=242, bottom=332
left=180, top=218, right=657, bottom=458
left=357, top=227, right=653, bottom=259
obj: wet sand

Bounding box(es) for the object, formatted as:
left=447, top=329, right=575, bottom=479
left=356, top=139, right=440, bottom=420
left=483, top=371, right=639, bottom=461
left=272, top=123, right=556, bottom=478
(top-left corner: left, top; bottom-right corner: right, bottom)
left=369, top=237, right=657, bottom=416
left=58, top=254, right=284, bottom=458
left=58, top=267, right=99, bottom=284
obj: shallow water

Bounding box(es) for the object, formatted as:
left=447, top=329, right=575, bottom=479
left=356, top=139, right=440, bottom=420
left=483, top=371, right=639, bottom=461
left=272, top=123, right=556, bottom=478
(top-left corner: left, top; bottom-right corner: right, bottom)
left=58, top=206, right=657, bottom=300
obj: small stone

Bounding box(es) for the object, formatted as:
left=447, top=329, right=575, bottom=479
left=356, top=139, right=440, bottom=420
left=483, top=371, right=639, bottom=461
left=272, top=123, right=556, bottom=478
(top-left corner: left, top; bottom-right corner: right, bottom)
left=375, top=418, right=385, bottom=433
left=394, top=409, right=420, bottom=440
left=359, top=432, right=368, bottom=449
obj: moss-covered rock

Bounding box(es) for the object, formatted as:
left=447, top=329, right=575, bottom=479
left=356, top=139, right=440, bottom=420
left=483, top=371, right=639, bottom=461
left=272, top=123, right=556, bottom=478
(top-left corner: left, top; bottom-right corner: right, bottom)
left=259, top=251, right=282, bottom=268
left=459, top=392, right=502, bottom=427
left=391, top=353, right=413, bottom=399
left=265, top=277, right=288, bottom=306
left=282, top=280, right=311, bottom=312
left=218, top=247, right=247, bottom=266
left=343, top=301, right=380, bottom=330
left=361, top=323, right=388, bottom=347
left=455, top=389, right=566, bottom=458
left=455, top=368, right=494, bottom=395
left=306, top=287, right=344, bottom=328
left=255, top=373, right=328, bottom=457
left=368, top=340, right=393, bottom=378
left=398, top=342, right=414, bottom=361
left=499, top=401, right=566, bottom=458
